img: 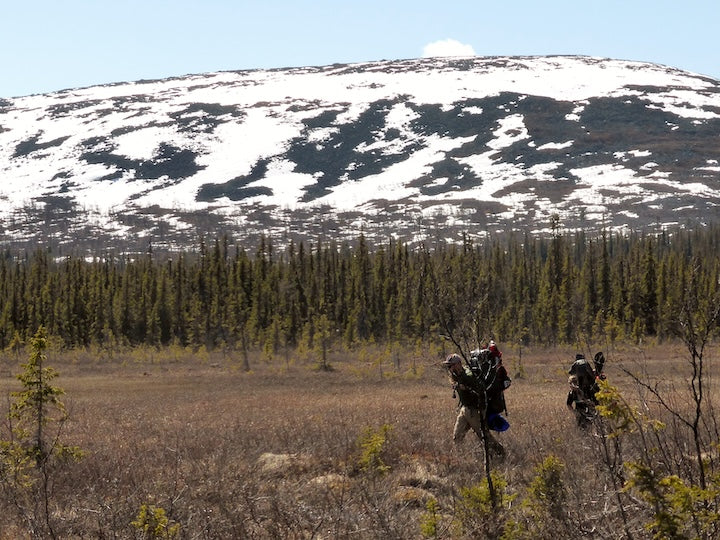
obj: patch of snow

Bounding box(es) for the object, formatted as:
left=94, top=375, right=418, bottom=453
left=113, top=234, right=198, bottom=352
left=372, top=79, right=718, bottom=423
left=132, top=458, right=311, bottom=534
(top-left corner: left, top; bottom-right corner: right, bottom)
left=538, top=141, right=573, bottom=150
left=487, top=114, right=529, bottom=150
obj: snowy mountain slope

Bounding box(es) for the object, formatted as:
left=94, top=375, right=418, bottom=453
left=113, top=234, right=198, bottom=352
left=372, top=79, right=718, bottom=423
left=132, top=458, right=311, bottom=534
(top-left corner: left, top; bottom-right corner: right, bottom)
left=1, top=55, right=719, bottom=253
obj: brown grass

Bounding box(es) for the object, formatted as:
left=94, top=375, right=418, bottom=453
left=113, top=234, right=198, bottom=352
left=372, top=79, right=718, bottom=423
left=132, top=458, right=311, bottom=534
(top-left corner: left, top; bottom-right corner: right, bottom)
left=0, top=342, right=717, bottom=538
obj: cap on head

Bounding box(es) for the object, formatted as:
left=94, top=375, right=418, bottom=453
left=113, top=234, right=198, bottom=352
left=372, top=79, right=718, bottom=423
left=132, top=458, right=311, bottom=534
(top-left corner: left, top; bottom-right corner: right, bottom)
left=575, top=353, right=585, bottom=361
left=443, top=353, right=462, bottom=367
left=489, top=340, right=496, bottom=347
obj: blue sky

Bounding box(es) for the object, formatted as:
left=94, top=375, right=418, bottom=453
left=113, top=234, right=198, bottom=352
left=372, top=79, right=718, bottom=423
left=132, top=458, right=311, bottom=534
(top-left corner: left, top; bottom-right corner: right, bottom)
left=2, top=0, right=718, bottom=98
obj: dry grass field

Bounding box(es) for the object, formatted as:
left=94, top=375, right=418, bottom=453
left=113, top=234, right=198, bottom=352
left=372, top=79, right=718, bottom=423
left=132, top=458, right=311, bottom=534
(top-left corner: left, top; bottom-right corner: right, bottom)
left=0, top=342, right=718, bottom=539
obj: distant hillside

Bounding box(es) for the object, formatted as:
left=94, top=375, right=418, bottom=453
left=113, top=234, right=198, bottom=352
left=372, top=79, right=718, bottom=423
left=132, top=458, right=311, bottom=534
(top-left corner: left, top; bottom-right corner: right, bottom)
left=1, top=55, right=719, bottom=254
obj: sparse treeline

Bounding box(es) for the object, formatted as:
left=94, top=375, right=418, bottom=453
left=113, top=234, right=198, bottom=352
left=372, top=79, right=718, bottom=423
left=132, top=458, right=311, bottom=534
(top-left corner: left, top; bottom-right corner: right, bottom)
left=0, top=225, right=719, bottom=351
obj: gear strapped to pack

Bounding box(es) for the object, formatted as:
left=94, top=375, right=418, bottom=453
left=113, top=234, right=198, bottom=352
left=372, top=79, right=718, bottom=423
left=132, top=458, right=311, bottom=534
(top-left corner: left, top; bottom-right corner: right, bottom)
left=468, top=348, right=494, bottom=383
left=465, top=347, right=511, bottom=429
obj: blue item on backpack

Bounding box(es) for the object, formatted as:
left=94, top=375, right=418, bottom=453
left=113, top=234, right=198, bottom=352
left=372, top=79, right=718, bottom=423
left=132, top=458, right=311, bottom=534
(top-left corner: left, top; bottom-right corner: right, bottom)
left=488, top=412, right=510, bottom=432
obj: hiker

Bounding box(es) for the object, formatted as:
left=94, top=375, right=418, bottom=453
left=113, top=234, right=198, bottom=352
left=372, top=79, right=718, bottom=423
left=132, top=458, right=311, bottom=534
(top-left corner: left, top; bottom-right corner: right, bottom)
left=484, top=342, right=511, bottom=429
left=566, top=352, right=606, bottom=427
left=442, top=353, right=505, bottom=457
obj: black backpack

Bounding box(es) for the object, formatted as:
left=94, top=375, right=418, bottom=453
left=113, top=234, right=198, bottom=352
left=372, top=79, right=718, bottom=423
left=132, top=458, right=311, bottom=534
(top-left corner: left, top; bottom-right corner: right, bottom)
left=468, top=348, right=493, bottom=385
left=569, top=355, right=599, bottom=399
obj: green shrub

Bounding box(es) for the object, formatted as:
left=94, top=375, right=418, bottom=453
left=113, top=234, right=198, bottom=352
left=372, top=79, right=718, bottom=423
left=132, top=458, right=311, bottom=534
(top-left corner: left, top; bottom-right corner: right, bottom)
left=625, top=462, right=720, bottom=539
left=526, top=455, right=566, bottom=520
left=455, top=471, right=516, bottom=537
left=131, top=503, right=180, bottom=539
left=0, top=326, right=83, bottom=537
left=357, top=423, right=393, bottom=475
left=419, top=498, right=441, bottom=538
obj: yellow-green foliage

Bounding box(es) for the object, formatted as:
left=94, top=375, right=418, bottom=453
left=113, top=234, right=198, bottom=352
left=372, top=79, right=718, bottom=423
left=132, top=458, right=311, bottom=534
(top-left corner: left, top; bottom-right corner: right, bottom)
left=526, top=455, right=567, bottom=520
left=11, top=328, right=65, bottom=438
left=595, top=379, right=646, bottom=436
left=459, top=471, right=512, bottom=515
left=0, top=326, right=84, bottom=537
left=595, top=376, right=720, bottom=539
left=131, top=504, right=180, bottom=539
left=625, top=462, right=720, bottom=539
left=454, top=470, right=516, bottom=537
left=357, top=423, right=393, bottom=475
left=0, top=439, right=34, bottom=488
left=495, top=456, right=570, bottom=540
left=6, top=327, right=83, bottom=471
left=419, top=498, right=441, bottom=538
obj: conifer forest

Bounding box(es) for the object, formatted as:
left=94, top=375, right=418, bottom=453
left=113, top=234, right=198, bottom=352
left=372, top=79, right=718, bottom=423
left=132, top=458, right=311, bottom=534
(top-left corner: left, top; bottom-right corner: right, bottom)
left=1, top=225, right=719, bottom=352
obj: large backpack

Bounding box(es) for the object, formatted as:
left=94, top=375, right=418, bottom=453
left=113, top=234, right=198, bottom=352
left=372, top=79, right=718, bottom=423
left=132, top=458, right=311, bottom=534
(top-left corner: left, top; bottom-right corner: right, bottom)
left=468, top=348, right=493, bottom=384
left=569, top=356, right=598, bottom=399
left=468, top=348, right=509, bottom=417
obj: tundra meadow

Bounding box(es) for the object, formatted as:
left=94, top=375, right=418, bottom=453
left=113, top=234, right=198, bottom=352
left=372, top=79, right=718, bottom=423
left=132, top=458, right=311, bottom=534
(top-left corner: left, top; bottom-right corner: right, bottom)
left=1, top=339, right=718, bottom=539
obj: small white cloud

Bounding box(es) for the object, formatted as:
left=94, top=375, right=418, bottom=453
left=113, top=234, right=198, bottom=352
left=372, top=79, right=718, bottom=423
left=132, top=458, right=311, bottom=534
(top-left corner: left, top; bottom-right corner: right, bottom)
left=422, top=39, right=476, bottom=58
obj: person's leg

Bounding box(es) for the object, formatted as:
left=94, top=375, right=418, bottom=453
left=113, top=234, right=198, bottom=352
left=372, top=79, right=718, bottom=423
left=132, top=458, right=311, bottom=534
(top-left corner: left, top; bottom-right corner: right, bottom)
left=453, top=408, right=471, bottom=443
left=485, top=431, right=506, bottom=456
left=464, top=407, right=485, bottom=438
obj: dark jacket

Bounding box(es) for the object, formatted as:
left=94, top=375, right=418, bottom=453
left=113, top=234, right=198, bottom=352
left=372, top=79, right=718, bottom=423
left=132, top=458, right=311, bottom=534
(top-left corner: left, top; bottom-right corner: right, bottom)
left=486, top=363, right=510, bottom=414
left=450, top=367, right=485, bottom=409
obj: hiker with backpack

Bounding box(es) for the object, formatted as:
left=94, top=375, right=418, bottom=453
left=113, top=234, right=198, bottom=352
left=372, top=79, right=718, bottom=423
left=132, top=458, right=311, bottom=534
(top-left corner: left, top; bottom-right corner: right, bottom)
left=482, top=341, right=512, bottom=430
left=442, top=352, right=506, bottom=458
left=566, top=352, right=606, bottom=427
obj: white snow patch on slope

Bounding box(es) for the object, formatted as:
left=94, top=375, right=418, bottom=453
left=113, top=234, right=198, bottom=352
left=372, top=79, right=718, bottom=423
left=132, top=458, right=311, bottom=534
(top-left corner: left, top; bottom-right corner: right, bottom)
left=538, top=141, right=573, bottom=150
left=487, top=114, right=529, bottom=150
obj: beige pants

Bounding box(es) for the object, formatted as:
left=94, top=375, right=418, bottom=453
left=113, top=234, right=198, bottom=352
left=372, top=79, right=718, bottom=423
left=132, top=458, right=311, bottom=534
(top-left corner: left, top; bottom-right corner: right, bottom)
left=453, top=405, right=505, bottom=455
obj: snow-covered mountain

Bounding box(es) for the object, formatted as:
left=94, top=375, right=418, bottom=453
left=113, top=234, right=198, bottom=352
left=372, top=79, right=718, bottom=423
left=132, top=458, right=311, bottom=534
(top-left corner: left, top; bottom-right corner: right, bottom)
left=1, top=55, right=719, bottom=254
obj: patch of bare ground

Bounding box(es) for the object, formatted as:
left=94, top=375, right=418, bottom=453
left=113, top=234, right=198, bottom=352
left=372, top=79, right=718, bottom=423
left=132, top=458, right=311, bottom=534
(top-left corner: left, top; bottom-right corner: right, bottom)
left=0, top=341, right=717, bottom=538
